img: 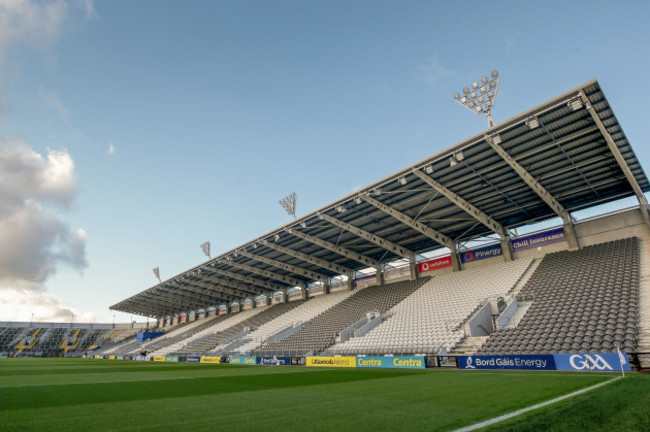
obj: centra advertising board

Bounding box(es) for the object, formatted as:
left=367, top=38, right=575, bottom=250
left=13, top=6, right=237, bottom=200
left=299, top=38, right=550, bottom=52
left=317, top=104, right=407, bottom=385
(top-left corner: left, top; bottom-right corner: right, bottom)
left=356, top=356, right=425, bottom=369
left=228, top=356, right=257, bottom=365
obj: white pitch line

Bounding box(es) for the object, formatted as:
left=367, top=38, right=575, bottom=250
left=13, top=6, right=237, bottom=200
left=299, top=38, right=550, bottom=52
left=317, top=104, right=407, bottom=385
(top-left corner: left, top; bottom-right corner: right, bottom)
left=450, top=376, right=622, bottom=432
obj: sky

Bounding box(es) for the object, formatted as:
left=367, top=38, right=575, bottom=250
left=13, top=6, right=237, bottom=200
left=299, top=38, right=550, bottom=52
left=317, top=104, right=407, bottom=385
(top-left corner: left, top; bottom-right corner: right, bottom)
left=0, top=0, right=649, bottom=324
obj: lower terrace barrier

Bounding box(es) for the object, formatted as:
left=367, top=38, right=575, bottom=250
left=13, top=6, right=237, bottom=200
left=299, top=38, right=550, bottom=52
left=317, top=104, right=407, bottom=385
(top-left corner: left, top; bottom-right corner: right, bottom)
left=87, top=351, right=647, bottom=372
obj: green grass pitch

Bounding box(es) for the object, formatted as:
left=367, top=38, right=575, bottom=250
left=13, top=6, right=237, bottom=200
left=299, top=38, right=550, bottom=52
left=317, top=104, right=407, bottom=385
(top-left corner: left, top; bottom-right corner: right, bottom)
left=1, top=358, right=648, bottom=431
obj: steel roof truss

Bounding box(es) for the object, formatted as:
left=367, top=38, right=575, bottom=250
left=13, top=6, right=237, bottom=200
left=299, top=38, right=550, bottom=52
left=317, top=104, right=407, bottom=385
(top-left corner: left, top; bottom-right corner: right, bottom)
left=219, top=259, right=304, bottom=288
left=319, top=213, right=416, bottom=261
left=412, top=169, right=507, bottom=238
left=237, top=250, right=328, bottom=281
left=287, top=227, right=380, bottom=269
left=260, top=239, right=354, bottom=275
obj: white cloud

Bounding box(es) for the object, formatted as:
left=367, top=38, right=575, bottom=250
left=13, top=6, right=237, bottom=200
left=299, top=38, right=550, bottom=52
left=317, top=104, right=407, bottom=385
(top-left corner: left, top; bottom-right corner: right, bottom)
left=107, top=142, right=115, bottom=155
left=421, top=55, right=456, bottom=86
left=0, top=0, right=68, bottom=59
left=0, top=139, right=90, bottom=322
left=0, top=286, right=94, bottom=322
left=0, top=1, right=96, bottom=323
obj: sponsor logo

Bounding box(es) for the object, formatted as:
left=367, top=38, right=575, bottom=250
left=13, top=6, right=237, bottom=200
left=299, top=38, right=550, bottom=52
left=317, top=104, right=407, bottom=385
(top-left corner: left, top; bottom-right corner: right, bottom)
left=511, top=228, right=566, bottom=251
left=260, top=356, right=289, bottom=365
left=418, top=256, right=453, bottom=273
left=460, top=244, right=503, bottom=264
left=306, top=357, right=356, bottom=368
left=153, top=356, right=166, bottom=362
left=392, top=358, right=422, bottom=368
left=569, top=354, right=613, bottom=371
left=355, top=356, right=425, bottom=369
left=108, top=355, right=115, bottom=360
left=200, top=356, right=221, bottom=364
left=459, top=355, right=555, bottom=370
left=357, top=358, right=382, bottom=367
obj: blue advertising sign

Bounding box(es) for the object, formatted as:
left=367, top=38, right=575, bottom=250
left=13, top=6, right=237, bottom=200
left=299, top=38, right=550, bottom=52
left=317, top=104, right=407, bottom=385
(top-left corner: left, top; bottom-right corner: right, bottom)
left=229, top=356, right=257, bottom=365
left=185, top=356, right=201, bottom=363
left=511, top=228, right=565, bottom=251
left=458, top=355, right=556, bottom=370
left=460, top=243, right=503, bottom=264
left=356, top=356, right=425, bottom=369
left=554, top=353, right=631, bottom=372
left=259, top=356, right=291, bottom=366
left=165, top=356, right=179, bottom=363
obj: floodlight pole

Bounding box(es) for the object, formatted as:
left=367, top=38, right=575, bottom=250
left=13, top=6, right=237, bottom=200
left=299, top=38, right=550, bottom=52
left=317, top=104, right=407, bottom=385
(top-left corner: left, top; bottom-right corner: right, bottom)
left=201, top=241, right=211, bottom=259
left=279, top=192, right=297, bottom=219
left=153, top=267, right=161, bottom=284
left=454, top=70, right=501, bottom=128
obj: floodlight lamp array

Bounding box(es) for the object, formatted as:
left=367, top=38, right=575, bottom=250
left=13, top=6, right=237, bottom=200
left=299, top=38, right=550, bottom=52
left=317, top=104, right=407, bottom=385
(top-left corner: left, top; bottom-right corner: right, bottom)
left=454, top=70, right=501, bottom=127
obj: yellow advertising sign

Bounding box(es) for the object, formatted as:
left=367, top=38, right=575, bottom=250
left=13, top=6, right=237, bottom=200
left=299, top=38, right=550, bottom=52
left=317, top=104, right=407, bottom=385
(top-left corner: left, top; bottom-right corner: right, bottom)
left=200, top=356, right=221, bottom=364
left=306, top=357, right=357, bottom=368
left=153, top=356, right=166, bottom=362
left=108, top=355, right=115, bottom=360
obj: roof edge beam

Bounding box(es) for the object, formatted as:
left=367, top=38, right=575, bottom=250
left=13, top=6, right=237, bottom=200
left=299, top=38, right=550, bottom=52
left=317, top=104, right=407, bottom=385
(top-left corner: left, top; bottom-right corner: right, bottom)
left=579, top=90, right=650, bottom=228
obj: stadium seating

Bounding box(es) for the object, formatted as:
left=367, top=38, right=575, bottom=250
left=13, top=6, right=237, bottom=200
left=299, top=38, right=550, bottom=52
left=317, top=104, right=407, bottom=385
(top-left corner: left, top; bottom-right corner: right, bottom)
left=479, top=238, right=640, bottom=355
left=168, top=300, right=308, bottom=356
left=257, top=278, right=429, bottom=356
left=329, top=258, right=533, bottom=356
left=233, top=289, right=356, bottom=355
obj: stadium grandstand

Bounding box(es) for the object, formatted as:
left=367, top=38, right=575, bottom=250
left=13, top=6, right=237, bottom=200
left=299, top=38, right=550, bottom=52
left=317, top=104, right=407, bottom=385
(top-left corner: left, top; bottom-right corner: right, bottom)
left=3, top=79, right=650, bottom=370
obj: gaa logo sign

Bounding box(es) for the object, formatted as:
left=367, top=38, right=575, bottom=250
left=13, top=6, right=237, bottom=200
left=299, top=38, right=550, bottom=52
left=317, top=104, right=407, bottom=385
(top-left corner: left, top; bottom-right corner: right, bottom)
left=568, top=354, right=613, bottom=371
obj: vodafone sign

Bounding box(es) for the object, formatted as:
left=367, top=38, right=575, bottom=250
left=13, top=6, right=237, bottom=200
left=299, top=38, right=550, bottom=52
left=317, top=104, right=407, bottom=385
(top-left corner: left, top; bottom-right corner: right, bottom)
left=418, top=256, right=452, bottom=273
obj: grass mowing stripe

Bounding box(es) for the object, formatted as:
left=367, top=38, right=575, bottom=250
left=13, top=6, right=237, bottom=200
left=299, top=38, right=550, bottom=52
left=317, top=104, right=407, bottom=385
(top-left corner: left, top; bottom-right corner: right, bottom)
left=0, top=367, right=328, bottom=388
left=0, top=368, right=420, bottom=411
left=451, top=376, right=621, bottom=432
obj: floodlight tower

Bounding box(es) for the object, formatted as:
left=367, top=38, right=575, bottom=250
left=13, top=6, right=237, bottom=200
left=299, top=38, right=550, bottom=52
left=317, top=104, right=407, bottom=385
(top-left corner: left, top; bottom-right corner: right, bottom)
left=454, top=70, right=501, bottom=128
left=200, top=241, right=211, bottom=259
left=153, top=267, right=161, bottom=283
left=279, top=192, right=297, bottom=219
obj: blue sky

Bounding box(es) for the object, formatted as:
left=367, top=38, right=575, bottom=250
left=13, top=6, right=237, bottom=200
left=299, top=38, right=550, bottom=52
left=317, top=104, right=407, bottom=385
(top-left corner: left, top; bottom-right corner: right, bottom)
left=1, top=0, right=649, bottom=323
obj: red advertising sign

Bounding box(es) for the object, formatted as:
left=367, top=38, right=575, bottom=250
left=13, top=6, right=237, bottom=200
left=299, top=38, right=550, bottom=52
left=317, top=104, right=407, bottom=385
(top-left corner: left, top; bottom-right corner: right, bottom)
left=418, top=256, right=452, bottom=273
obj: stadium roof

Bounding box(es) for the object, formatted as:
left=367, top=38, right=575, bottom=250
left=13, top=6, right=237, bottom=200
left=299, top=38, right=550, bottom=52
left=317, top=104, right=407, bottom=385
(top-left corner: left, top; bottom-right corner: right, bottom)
left=110, top=79, right=650, bottom=318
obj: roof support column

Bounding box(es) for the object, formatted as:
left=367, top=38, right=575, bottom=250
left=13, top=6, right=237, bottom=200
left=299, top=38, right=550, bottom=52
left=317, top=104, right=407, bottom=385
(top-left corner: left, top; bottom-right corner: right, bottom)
left=500, top=237, right=514, bottom=262
left=409, top=257, right=418, bottom=280
left=486, top=135, right=580, bottom=250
